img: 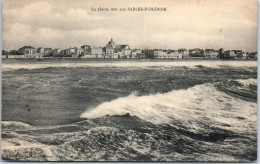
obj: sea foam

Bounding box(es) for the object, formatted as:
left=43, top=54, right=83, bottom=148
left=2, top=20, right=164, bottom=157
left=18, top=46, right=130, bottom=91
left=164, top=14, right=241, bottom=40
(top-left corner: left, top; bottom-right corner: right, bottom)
left=235, top=78, right=257, bottom=86
left=80, top=83, right=257, bottom=134
left=2, top=61, right=257, bottom=71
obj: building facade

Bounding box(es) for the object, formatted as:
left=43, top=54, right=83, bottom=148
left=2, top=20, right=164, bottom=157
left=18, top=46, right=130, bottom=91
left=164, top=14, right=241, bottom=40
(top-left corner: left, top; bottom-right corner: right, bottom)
left=131, top=49, right=141, bottom=59
left=18, top=46, right=36, bottom=55
left=37, top=47, right=44, bottom=54
left=154, top=49, right=163, bottom=58
left=223, top=50, right=236, bottom=59
left=248, top=52, right=257, bottom=59
left=44, top=48, right=52, bottom=56
left=91, top=47, right=103, bottom=58
left=65, top=47, right=76, bottom=56
left=178, top=49, right=189, bottom=59
left=115, top=45, right=131, bottom=58
left=53, top=48, right=61, bottom=56
left=105, top=38, right=116, bottom=58
left=75, top=48, right=84, bottom=56
left=204, top=49, right=219, bottom=59
left=81, top=45, right=92, bottom=56
left=104, top=39, right=131, bottom=59
left=218, top=48, right=225, bottom=58
left=189, top=48, right=204, bottom=58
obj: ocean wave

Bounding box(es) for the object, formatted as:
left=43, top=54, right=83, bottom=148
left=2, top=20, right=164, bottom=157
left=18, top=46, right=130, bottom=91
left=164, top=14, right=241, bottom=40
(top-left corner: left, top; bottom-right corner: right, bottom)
left=2, top=61, right=257, bottom=71
left=215, top=78, right=257, bottom=102
left=2, top=117, right=256, bottom=161
left=2, top=97, right=257, bottom=162
left=234, top=78, right=257, bottom=86
left=80, top=83, right=257, bottom=135
left=2, top=121, right=32, bottom=130
left=2, top=61, right=257, bottom=161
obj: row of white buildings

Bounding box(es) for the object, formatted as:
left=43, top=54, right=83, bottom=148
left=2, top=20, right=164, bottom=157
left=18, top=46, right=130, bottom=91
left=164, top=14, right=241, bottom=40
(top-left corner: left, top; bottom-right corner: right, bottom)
left=2, top=39, right=257, bottom=59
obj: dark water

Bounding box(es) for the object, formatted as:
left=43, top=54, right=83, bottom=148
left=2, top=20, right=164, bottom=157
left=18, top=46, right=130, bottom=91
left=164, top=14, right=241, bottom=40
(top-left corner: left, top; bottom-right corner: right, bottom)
left=1, top=61, right=257, bottom=161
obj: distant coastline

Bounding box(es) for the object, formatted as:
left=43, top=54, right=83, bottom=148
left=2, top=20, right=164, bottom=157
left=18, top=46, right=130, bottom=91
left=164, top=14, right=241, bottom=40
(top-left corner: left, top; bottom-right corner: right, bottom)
left=2, top=58, right=257, bottom=64
left=2, top=39, right=258, bottom=61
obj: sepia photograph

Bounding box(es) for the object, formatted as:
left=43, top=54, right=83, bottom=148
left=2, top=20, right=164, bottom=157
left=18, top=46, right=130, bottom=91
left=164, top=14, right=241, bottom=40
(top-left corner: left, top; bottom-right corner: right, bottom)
left=1, top=0, right=258, bottom=162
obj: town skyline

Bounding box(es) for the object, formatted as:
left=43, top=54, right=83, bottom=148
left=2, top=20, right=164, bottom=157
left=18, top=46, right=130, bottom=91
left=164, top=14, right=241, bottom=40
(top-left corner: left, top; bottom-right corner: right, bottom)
left=2, top=0, right=257, bottom=52
left=1, top=36, right=259, bottom=54
left=2, top=40, right=258, bottom=54
left=3, top=38, right=257, bottom=60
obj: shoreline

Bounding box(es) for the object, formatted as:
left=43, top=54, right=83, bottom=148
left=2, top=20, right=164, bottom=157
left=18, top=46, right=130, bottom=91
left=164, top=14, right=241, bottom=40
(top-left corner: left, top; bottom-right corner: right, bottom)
left=2, top=58, right=257, bottom=64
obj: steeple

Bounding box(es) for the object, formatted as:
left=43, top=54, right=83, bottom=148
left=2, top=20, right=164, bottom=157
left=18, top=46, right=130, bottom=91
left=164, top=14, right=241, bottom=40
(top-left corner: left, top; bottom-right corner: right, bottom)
left=109, top=38, right=115, bottom=48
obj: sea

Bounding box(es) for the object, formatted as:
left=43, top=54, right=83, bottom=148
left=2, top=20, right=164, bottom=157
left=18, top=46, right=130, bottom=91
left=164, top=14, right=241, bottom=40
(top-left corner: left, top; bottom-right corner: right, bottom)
left=1, top=60, right=258, bottom=161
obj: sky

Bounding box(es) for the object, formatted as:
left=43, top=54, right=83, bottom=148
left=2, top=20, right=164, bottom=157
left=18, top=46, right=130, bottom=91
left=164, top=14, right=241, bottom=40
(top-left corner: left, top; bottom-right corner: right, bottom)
left=2, top=0, right=258, bottom=52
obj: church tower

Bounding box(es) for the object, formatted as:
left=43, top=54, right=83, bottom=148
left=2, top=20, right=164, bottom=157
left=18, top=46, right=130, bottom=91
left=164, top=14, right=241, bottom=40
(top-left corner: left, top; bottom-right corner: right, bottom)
left=109, top=38, right=115, bottom=48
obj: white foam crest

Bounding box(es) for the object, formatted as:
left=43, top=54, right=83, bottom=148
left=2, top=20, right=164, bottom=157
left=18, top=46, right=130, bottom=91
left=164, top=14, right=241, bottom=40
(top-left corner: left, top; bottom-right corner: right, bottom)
left=80, top=83, right=257, bottom=134
left=2, top=60, right=257, bottom=71
left=2, top=121, right=32, bottom=128
left=235, top=78, right=257, bottom=86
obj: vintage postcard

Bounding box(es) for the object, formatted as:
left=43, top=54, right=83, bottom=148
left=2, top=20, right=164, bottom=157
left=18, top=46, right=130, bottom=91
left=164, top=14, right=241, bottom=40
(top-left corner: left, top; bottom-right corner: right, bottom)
left=1, top=0, right=258, bottom=162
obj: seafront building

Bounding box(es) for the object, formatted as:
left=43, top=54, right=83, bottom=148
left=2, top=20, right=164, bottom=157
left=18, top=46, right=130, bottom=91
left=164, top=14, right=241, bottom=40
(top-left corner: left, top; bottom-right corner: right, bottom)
left=17, top=46, right=44, bottom=59
left=204, top=49, right=219, bottom=59
left=44, top=48, right=52, bottom=56
left=37, top=47, right=44, bottom=54
left=103, top=38, right=131, bottom=59
left=105, top=38, right=116, bottom=58
left=131, top=49, right=142, bottom=59
left=18, top=46, right=36, bottom=56
left=189, top=48, right=205, bottom=58
left=114, top=44, right=131, bottom=59
left=223, top=50, right=236, bottom=59
left=91, top=47, right=103, bottom=58
left=53, top=48, right=61, bottom=56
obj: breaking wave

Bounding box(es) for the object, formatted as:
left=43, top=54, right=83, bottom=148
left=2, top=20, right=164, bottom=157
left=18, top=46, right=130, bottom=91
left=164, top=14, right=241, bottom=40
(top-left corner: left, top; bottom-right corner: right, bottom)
left=2, top=81, right=257, bottom=161
left=235, top=78, right=257, bottom=86
left=81, top=83, right=257, bottom=134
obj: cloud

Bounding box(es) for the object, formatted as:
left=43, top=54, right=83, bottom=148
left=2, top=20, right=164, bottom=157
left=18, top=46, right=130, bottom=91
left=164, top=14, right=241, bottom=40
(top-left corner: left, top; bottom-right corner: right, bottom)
left=3, top=1, right=104, bottom=31
left=2, top=0, right=257, bottom=52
